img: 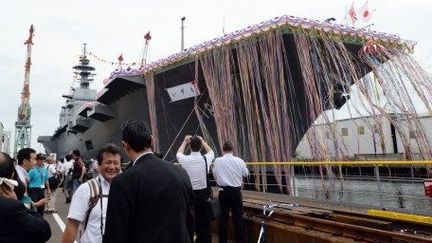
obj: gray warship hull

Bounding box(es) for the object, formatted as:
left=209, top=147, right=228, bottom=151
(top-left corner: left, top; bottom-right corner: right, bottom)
left=39, top=15, right=409, bottom=162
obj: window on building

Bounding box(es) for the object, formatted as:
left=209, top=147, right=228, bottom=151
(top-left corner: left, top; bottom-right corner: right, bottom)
left=357, top=126, right=365, bottom=135
left=341, top=127, right=348, bottom=136
left=85, top=140, right=94, bottom=150
left=409, top=131, right=416, bottom=139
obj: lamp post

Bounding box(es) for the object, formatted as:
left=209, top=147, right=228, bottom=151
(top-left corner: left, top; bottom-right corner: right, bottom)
left=181, top=17, right=186, bottom=51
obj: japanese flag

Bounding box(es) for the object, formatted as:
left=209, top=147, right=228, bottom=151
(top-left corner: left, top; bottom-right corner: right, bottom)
left=358, top=2, right=373, bottom=22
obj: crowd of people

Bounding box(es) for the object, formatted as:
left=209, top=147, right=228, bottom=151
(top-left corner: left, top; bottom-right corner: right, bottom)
left=0, top=119, right=249, bottom=243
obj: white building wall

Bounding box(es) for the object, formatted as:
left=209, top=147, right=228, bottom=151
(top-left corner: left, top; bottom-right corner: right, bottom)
left=295, top=114, right=432, bottom=160
left=393, top=115, right=432, bottom=155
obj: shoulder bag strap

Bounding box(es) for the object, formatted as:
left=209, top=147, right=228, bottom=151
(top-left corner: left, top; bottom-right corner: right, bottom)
left=82, top=179, right=100, bottom=232
left=202, top=155, right=213, bottom=198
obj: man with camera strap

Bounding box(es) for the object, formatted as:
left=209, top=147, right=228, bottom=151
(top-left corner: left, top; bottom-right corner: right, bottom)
left=62, top=144, right=121, bottom=243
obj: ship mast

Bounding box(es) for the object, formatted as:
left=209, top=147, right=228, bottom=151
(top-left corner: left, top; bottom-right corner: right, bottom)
left=181, top=17, right=186, bottom=51
left=14, top=25, right=34, bottom=156
left=73, top=43, right=95, bottom=89
left=141, top=31, right=151, bottom=68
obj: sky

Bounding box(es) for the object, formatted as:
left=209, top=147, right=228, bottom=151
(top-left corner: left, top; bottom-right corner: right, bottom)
left=0, top=0, right=431, bottom=153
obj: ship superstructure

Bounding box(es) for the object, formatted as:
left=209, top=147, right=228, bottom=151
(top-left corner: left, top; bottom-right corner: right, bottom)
left=38, top=44, right=97, bottom=155
left=60, top=44, right=97, bottom=134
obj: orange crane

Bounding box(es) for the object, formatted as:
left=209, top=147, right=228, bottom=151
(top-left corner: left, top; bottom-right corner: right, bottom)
left=14, top=25, right=34, bottom=155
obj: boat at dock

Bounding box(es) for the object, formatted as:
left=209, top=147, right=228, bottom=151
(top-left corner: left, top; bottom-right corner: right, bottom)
left=38, top=14, right=430, bottom=192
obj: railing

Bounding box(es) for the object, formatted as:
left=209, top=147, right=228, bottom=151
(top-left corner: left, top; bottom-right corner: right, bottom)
left=209, top=161, right=432, bottom=216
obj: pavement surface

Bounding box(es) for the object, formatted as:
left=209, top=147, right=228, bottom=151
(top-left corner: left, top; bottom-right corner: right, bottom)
left=44, top=188, right=228, bottom=242
left=44, top=189, right=69, bottom=243
left=44, top=187, right=382, bottom=242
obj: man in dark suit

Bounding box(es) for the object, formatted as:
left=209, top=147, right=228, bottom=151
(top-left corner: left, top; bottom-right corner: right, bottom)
left=0, top=152, right=51, bottom=243
left=103, top=120, right=193, bottom=243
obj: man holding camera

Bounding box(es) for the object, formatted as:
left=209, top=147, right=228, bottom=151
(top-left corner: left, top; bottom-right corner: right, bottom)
left=177, top=135, right=214, bottom=243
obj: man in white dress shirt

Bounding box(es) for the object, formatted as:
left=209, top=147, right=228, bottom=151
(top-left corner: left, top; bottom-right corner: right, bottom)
left=62, top=154, right=74, bottom=203
left=45, top=156, right=60, bottom=213
left=212, top=141, right=249, bottom=243
left=177, top=135, right=214, bottom=243
left=62, top=144, right=121, bottom=243
left=15, top=148, right=37, bottom=187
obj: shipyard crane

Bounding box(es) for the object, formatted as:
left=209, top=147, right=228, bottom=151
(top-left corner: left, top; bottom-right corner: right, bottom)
left=14, top=25, right=34, bottom=156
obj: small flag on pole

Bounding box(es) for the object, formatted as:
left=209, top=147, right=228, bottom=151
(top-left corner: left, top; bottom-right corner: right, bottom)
left=118, top=54, right=124, bottom=63
left=358, top=1, right=373, bottom=22
left=144, top=31, right=151, bottom=41
left=348, top=3, right=357, bottom=25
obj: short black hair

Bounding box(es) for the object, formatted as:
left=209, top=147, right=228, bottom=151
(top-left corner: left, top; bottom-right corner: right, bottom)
left=72, top=149, right=81, bottom=157
left=17, top=148, right=36, bottom=165
left=222, top=141, right=234, bottom=152
left=65, top=154, right=73, bottom=161
left=36, top=153, right=46, bottom=160
left=97, top=144, right=121, bottom=165
left=121, top=120, right=152, bottom=152
left=190, top=136, right=202, bottom=152
left=0, top=152, right=15, bottom=178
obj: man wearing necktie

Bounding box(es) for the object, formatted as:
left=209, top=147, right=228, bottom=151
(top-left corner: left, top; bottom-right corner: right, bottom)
left=103, top=120, right=193, bottom=243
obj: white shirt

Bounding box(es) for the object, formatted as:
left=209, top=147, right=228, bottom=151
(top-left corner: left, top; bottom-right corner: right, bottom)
left=92, top=160, right=99, bottom=178
left=213, top=153, right=249, bottom=187
left=177, top=151, right=214, bottom=190
left=47, top=164, right=57, bottom=178
left=67, top=175, right=111, bottom=243
left=56, top=162, right=64, bottom=174
left=63, top=160, right=75, bottom=176
left=15, top=165, right=29, bottom=186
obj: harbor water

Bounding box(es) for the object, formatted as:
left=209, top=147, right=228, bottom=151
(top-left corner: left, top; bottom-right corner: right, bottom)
left=292, top=176, right=432, bottom=214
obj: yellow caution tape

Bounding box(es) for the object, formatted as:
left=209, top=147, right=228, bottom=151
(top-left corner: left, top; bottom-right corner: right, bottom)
left=245, top=161, right=432, bottom=166
left=367, top=209, right=432, bottom=225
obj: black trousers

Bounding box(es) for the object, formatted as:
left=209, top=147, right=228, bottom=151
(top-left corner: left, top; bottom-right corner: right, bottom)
left=189, top=188, right=212, bottom=243
left=218, top=187, right=243, bottom=243
left=28, top=187, right=46, bottom=216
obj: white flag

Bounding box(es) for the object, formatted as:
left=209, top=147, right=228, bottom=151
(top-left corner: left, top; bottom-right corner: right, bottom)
left=358, top=1, right=373, bottom=22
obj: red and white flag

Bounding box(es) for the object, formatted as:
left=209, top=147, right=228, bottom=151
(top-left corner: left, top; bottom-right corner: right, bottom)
left=348, top=3, right=357, bottom=24
left=358, top=1, right=373, bottom=22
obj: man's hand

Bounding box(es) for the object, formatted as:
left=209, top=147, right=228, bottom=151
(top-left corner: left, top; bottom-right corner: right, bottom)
left=184, top=135, right=192, bottom=143
left=0, top=185, right=17, bottom=200
left=199, top=136, right=213, bottom=153
left=34, top=198, right=49, bottom=207
left=177, top=135, right=192, bottom=156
